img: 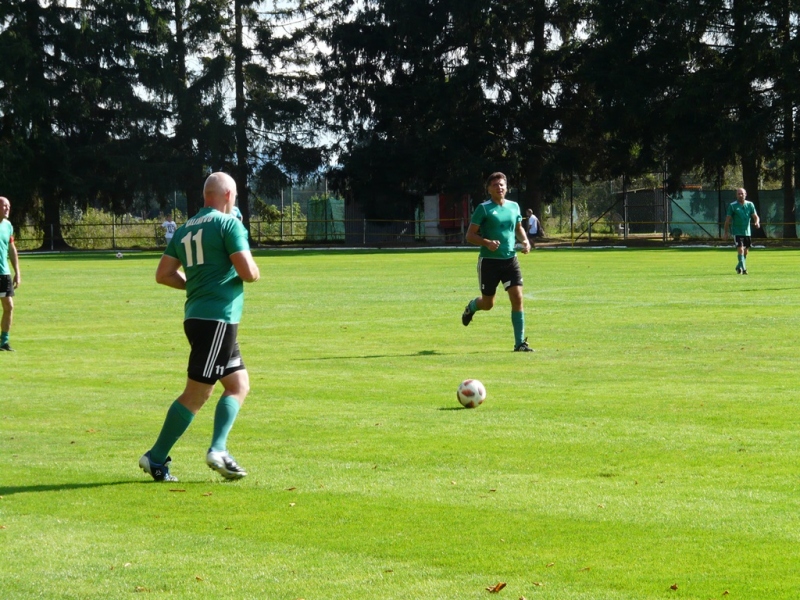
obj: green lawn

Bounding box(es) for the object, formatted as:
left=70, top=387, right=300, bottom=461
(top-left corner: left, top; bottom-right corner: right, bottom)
left=1, top=247, right=799, bottom=599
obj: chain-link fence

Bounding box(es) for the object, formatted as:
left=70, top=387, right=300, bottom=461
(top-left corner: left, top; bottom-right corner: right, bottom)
left=14, top=186, right=800, bottom=251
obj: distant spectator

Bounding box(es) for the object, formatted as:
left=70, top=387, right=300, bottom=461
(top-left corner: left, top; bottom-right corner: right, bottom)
left=161, top=213, right=177, bottom=246
left=525, top=208, right=545, bottom=246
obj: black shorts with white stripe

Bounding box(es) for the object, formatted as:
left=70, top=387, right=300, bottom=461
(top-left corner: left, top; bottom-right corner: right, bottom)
left=183, top=319, right=245, bottom=384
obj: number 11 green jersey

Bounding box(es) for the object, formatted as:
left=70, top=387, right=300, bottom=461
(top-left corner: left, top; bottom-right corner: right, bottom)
left=165, top=207, right=251, bottom=323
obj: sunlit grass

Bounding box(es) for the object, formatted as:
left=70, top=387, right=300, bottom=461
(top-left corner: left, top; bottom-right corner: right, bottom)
left=1, top=247, right=799, bottom=599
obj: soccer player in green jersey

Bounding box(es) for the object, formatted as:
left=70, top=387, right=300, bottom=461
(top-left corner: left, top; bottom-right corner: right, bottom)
left=461, top=172, right=534, bottom=352
left=723, top=187, right=760, bottom=275
left=0, top=197, right=20, bottom=351
left=139, top=172, right=260, bottom=482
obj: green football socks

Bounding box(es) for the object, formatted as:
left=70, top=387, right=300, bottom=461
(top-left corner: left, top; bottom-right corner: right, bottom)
left=0, top=331, right=8, bottom=345
left=468, top=297, right=479, bottom=314
left=512, top=311, right=525, bottom=346
left=210, top=395, right=241, bottom=453
left=150, top=400, right=195, bottom=464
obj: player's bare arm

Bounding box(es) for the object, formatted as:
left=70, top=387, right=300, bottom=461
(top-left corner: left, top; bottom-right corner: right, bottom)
left=9, top=240, right=19, bottom=287
left=231, top=250, right=260, bottom=282
left=723, top=216, right=731, bottom=238
left=466, top=223, right=500, bottom=252
left=515, top=222, right=530, bottom=254
left=155, top=254, right=187, bottom=290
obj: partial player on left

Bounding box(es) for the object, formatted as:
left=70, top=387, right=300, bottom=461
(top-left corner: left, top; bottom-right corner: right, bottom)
left=0, top=196, right=21, bottom=352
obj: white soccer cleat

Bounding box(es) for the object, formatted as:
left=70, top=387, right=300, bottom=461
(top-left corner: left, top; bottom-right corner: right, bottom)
left=206, top=449, right=247, bottom=480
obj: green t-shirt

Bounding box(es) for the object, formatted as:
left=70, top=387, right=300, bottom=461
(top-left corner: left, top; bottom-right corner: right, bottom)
left=470, top=199, right=522, bottom=259
left=164, top=208, right=251, bottom=323
left=0, top=220, right=13, bottom=275
left=726, top=200, right=757, bottom=236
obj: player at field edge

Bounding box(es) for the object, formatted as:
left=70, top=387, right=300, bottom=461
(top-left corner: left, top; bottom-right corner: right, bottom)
left=723, top=187, right=760, bottom=275
left=0, top=196, right=20, bottom=351
left=139, top=172, right=260, bottom=482
left=461, top=172, right=534, bottom=352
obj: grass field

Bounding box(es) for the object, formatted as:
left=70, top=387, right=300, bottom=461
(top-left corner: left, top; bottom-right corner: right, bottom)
left=1, top=247, right=799, bottom=599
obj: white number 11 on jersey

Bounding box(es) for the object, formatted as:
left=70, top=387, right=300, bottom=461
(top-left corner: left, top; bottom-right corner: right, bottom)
left=181, top=230, right=205, bottom=267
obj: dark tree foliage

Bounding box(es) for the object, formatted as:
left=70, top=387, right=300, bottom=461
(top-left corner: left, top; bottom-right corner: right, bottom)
left=2, top=0, right=800, bottom=236
left=320, top=0, right=505, bottom=216
left=0, top=0, right=159, bottom=248
left=137, top=0, right=232, bottom=216
left=233, top=0, right=325, bottom=225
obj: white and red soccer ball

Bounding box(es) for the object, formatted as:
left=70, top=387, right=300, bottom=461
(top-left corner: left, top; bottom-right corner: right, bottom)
left=457, top=379, right=486, bottom=408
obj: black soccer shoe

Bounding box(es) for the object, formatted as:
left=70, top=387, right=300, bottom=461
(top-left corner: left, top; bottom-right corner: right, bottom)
left=462, top=303, right=474, bottom=326
left=742, top=269, right=748, bottom=275
left=735, top=266, right=742, bottom=274
left=514, top=338, right=534, bottom=352
left=0, top=343, right=14, bottom=351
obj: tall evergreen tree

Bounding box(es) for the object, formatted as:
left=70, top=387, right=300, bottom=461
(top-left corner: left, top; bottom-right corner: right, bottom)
left=0, top=0, right=154, bottom=248
left=226, top=0, right=324, bottom=228
left=320, top=0, right=504, bottom=214
left=137, top=0, right=232, bottom=216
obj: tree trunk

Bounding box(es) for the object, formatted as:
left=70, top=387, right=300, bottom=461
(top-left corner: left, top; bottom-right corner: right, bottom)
left=522, top=0, right=547, bottom=221
left=40, top=190, right=69, bottom=251
left=782, top=97, right=796, bottom=239
left=741, top=153, right=765, bottom=237
left=234, top=0, right=251, bottom=232
left=780, top=3, right=797, bottom=239
left=173, top=0, right=203, bottom=217
left=524, top=155, right=544, bottom=220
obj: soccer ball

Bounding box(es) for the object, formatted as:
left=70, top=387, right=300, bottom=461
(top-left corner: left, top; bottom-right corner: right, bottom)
left=457, top=379, right=486, bottom=408
left=115, top=252, right=123, bottom=259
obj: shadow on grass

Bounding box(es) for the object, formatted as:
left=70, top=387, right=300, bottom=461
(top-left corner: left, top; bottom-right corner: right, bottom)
left=437, top=406, right=469, bottom=411
left=719, top=286, right=800, bottom=292
left=296, top=349, right=483, bottom=361
left=0, top=480, right=139, bottom=496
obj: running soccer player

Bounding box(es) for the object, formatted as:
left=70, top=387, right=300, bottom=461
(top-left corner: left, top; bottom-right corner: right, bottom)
left=723, top=187, right=760, bottom=275
left=139, top=172, right=260, bottom=482
left=461, top=172, right=534, bottom=352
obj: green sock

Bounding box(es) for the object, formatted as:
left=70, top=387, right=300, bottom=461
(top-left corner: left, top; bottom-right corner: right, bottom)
left=511, top=311, right=525, bottom=346
left=468, top=298, right=479, bottom=313
left=737, top=255, right=743, bottom=268
left=150, top=400, right=195, bottom=464
left=0, top=331, right=8, bottom=345
left=210, top=396, right=241, bottom=453
left=741, top=256, right=746, bottom=270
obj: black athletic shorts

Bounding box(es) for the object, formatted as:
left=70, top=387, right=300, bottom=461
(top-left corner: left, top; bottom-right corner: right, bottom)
left=477, top=256, right=523, bottom=297
left=734, top=235, right=752, bottom=249
left=0, top=274, right=14, bottom=298
left=184, top=319, right=245, bottom=384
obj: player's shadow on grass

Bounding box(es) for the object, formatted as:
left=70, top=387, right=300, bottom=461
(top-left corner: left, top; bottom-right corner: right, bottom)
left=297, top=350, right=483, bottom=361
left=0, top=481, right=138, bottom=496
